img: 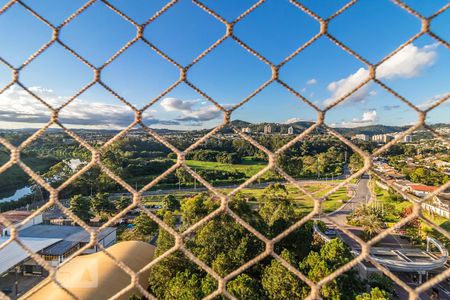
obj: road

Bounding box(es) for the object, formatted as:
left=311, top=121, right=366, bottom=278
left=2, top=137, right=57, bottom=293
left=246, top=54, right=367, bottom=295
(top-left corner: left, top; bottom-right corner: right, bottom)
left=323, top=174, right=449, bottom=299
left=328, top=174, right=371, bottom=226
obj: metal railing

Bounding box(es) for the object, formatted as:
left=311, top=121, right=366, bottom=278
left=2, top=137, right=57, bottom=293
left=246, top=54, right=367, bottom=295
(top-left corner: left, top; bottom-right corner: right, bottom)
left=0, top=0, right=449, bottom=299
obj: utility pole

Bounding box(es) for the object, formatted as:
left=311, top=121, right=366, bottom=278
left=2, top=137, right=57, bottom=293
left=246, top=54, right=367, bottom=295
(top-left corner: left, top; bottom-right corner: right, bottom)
left=317, top=159, right=320, bottom=179
left=194, top=168, right=197, bottom=190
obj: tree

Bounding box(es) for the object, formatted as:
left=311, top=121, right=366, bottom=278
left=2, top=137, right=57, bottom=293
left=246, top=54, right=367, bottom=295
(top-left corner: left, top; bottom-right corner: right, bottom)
left=261, top=249, right=309, bottom=299
left=360, top=212, right=384, bottom=239
left=355, top=287, right=389, bottom=300
left=175, top=168, right=191, bottom=185
left=367, top=273, right=394, bottom=296
left=387, top=188, right=403, bottom=202
left=155, top=211, right=177, bottom=256
left=300, top=239, right=364, bottom=299
left=43, top=161, right=72, bottom=187
left=347, top=205, right=384, bottom=239
left=277, top=153, right=303, bottom=178
left=90, top=192, right=114, bottom=215
left=133, top=212, right=158, bottom=237
left=216, top=152, right=241, bottom=164
left=227, top=274, right=264, bottom=300
left=190, top=214, right=261, bottom=277
left=162, top=194, right=180, bottom=211
left=181, top=193, right=218, bottom=227
left=349, top=153, right=363, bottom=173
left=69, top=194, right=93, bottom=223
left=116, top=196, right=132, bottom=211
left=258, top=184, right=297, bottom=237
left=163, top=269, right=205, bottom=299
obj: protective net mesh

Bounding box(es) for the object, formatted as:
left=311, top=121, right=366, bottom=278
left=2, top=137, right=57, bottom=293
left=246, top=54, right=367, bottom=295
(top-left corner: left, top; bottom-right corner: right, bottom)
left=0, top=0, right=449, bottom=299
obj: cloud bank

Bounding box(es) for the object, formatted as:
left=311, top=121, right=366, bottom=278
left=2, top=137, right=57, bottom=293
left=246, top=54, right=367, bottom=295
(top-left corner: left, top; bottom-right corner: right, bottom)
left=324, top=43, right=438, bottom=107
left=160, top=97, right=224, bottom=124
left=0, top=86, right=176, bottom=128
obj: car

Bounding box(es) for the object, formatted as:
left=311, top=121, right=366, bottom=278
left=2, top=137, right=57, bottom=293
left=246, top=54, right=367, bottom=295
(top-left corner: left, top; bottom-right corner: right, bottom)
left=324, top=229, right=337, bottom=237
left=1, top=287, right=12, bottom=295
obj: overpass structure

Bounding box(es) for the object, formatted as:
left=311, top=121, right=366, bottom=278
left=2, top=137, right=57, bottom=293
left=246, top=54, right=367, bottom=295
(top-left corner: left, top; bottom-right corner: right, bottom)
left=313, top=224, right=449, bottom=273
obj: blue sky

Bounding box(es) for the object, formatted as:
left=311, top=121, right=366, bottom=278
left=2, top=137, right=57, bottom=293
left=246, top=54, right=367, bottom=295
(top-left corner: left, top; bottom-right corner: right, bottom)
left=0, top=0, right=448, bottom=130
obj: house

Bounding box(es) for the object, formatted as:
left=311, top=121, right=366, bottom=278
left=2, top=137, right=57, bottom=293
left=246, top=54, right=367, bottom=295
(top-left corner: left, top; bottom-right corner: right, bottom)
left=407, top=184, right=439, bottom=197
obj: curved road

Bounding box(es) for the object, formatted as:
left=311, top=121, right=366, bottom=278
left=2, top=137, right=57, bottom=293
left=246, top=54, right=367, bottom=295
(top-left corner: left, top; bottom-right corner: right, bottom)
left=324, top=174, right=449, bottom=299
left=328, top=174, right=371, bottom=226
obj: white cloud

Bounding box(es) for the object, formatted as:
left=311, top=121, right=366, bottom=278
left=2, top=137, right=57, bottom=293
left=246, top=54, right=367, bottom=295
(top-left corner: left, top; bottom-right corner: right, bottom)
left=0, top=86, right=173, bottom=128
left=285, top=117, right=303, bottom=124
left=377, top=43, right=438, bottom=79
left=160, top=97, right=224, bottom=123
left=324, top=43, right=438, bottom=107
left=417, top=93, right=449, bottom=110
left=306, top=78, right=317, bottom=85
left=337, top=110, right=378, bottom=128
left=160, top=97, right=199, bottom=112
left=325, top=67, right=372, bottom=106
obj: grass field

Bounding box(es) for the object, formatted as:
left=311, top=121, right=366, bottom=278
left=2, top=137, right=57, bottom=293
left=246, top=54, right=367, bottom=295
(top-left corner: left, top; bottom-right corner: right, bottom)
left=372, top=183, right=412, bottom=225
left=181, top=158, right=352, bottom=184
left=141, top=182, right=351, bottom=215
left=182, top=157, right=267, bottom=177
left=422, top=212, right=450, bottom=232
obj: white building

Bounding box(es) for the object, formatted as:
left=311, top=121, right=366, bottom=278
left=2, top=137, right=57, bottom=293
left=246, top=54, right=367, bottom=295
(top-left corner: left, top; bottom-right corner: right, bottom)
left=403, top=135, right=413, bottom=142
left=287, top=126, right=294, bottom=135
left=264, top=125, right=272, bottom=134
left=372, top=134, right=394, bottom=143
left=241, top=127, right=252, bottom=133
left=17, top=224, right=117, bottom=267
left=353, top=134, right=369, bottom=141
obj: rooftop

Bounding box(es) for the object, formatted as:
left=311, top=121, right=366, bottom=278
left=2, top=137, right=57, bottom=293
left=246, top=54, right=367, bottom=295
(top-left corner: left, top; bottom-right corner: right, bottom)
left=409, top=185, right=439, bottom=193
left=42, top=240, right=79, bottom=256
left=0, top=237, right=61, bottom=275
left=0, top=210, right=34, bottom=221
left=19, top=225, right=116, bottom=243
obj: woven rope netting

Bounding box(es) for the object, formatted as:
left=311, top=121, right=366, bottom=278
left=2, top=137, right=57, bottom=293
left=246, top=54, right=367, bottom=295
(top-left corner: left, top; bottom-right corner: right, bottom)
left=0, top=0, right=449, bottom=299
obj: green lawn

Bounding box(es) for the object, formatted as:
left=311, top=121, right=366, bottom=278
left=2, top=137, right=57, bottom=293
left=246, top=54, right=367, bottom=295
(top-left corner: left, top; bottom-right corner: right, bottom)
left=222, top=183, right=349, bottom=214
left=141, top=181, right=351, bottom=215
left=372, top=183, right=412, bottom=225
left=182, top=157, right=267, bottom=177
left=422, top=211, right=450, bottom=232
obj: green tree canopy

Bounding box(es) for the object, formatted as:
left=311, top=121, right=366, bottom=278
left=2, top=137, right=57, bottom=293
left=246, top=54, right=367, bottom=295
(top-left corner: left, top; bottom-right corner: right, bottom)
left=261, top=249, right=309, bottom=300
left=90, top=192, right=114, bottom=215
left=69, top=194, right=93, bottom=223
left=162, top=194, right=180, bottom=211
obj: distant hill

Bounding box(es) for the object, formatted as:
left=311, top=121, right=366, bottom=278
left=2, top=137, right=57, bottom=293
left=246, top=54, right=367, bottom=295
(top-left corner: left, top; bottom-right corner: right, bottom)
left=227, top=120, right=450, bottom=137
left=334, top=124, right=408, bottom=136
left=3, top=122, right=448, bottom=137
